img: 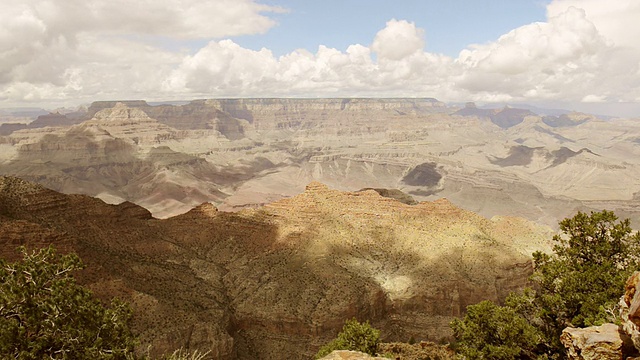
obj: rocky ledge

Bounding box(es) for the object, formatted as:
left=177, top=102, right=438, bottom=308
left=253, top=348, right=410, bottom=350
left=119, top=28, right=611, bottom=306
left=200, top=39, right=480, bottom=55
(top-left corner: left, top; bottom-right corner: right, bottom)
left=0, top=176, right=553, bottom=359
left=561, top=272, right=640, bottom=359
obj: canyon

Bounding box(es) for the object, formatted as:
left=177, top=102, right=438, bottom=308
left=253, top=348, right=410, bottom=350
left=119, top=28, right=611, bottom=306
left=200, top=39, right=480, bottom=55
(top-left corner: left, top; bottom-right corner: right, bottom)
left=1, top=98, right=640, bottom=227
left=0, top=176, right=552, bottom=359
left=1, top=98, right=640, bottom=358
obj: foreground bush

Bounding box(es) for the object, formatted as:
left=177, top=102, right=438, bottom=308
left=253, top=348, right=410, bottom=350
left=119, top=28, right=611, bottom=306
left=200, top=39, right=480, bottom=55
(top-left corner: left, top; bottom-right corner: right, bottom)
left=0, top=246, right=136, bottom=359
left=530, top=210, right=640, bottom=351
left=315, top=318, right=380, bottom=359
left=451, top=210, right=640, bottom=358
left=450, top=300, right=542, bottom=359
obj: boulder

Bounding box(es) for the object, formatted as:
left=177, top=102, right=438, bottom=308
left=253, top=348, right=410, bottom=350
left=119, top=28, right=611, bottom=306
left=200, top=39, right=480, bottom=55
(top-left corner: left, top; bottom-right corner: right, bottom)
left=621, top=271, right=640, bottom=351
left=560, top=323, right=628, bottom=360
left=561, top=272, right=640, bottom=359
left=318, top=350, right=387, bottom=360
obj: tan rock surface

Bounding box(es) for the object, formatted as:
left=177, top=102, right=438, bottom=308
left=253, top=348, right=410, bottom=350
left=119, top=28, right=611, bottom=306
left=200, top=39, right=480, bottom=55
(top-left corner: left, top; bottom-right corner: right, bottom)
left=2, top=99, right=640, bottom=228
left=561, top=323, right=628, bottom=360
left=0, top=176, right=553, bottom=359
left=318, top=350, right=388, bottom=360
left=621, top=271, right=640, bottom=351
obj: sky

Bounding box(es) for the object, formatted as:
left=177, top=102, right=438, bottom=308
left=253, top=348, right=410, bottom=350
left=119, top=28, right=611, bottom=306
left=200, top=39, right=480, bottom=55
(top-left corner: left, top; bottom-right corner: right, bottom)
left=1, top=0, right=640, bottom=117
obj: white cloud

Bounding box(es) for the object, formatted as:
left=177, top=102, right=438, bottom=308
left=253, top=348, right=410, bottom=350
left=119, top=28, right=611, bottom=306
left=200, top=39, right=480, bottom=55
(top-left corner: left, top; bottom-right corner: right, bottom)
left=0, top=0, right=284, bottom=105
left=458, top=2, right=640, bottom=104
left=547, top=0, right=640, bottom=50
left=455, top=7, right=610, bottom=101
left=164, top=34, right=453, bottom=98
left=582, top=94, right=606, bottom=103
left=0, top=0, right=283, bottom=82
left=1, top=0, right=640, bottom=112
left=165, top=40, right=279, bottom=95
left=87, top=0, right=286, bottom=39
left=371, top=19, right=425, bottom=61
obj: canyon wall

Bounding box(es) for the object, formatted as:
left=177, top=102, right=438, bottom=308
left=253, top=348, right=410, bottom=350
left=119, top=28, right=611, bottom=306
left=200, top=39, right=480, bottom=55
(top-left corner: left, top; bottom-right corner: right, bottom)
left=1, top=98, right=640, bottom=228
left=0, top=176, right=552, bottom=359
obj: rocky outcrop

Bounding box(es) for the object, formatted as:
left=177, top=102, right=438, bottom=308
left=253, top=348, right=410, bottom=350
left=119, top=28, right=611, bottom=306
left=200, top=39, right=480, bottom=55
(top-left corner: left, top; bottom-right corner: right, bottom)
left=561, top=324, right=632, bottom=360
left=356, top=188, right=418, bottom=205
left=162, top=182, right=552, bottom=357
left=561, top=272, right=640, bottom=359
left=0, top=176, right=554, bottom=359
left=621, top=271, right=640, bottom=350
left=318, top=350, right=387, bottom=360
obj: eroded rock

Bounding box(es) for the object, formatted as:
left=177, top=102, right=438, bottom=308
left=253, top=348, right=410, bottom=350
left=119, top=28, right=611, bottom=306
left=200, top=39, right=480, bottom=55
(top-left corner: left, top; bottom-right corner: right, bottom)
left=0, top=176, right=554, bottom=359
left=621, top=271, right=640, bottom=351
left=318, top=350, right=387, bottom=360
left=560, top=323, right=628, bottom=360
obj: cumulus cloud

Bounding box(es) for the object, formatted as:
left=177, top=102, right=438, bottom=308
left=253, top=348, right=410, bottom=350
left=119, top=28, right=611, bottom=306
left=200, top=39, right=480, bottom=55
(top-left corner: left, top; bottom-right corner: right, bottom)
left=455, top=2, right=640, bottom=104
left=455, top=7, right=609, bottom=100
left=1, top=0, right=640, bottom=111
left=0, top=0, right=284, bottom=105
left=164, top=35, right=453, bottom=98
left=547, top=0, right=640, bottom=50
left=0, top=0, right=283, bottom=78
left=371, top=19, right=425, bottom=61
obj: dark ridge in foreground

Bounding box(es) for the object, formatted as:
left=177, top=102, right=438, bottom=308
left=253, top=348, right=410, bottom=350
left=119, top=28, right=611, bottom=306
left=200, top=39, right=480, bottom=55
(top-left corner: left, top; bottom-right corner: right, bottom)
left=0, top=176, right=554, bottom=359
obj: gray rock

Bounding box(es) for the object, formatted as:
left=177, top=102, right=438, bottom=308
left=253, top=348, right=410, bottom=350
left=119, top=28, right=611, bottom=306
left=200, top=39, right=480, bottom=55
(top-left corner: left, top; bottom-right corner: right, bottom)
left=560, top=323, right=628, bottom=360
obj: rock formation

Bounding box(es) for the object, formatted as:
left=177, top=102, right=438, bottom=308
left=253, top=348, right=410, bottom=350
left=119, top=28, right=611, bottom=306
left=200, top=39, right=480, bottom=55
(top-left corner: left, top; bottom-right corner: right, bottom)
left=621, top=272, right=640, bottom=351
left=1, top=98, right=640, bottom=228
left=0, top=176, right=553, bottom=359
left=561, top=324, right=632, bottom=360
left=560, top=272, right=640, bottom=359
left=318, top=350, right=388, bottom=360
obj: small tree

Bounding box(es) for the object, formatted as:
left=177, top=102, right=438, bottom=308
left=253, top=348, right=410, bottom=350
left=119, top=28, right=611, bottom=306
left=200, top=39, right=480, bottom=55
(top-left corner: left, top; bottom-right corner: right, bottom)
left=315, top=318, right=380, bottom=359
left=450, top=210, right=640, bottom=358
left=528, top=210, right=640, bottom=354
left=450, top=300, right=542, bottom=360
left=0, top=246, right=136, bottom=359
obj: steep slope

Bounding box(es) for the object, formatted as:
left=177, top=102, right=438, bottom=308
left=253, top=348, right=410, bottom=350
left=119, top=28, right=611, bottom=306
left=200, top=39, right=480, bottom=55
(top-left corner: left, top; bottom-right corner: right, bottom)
left=2, top=98, right=640, bottom=228
left=0, top=176, right=236, bottom=358
left=0, top=103, right=230, bottom=217
left=0, top=176, right=553, bottom=359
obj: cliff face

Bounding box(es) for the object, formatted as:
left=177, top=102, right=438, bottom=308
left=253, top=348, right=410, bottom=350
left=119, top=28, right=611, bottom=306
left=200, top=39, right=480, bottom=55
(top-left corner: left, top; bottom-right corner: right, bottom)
left=203, top=98, right=445, bottom=130
left=1, top=98, right=640, bottom=228
left=0, top=176, right=553, bottom=359
left=0, top=176, right=236, bottom=359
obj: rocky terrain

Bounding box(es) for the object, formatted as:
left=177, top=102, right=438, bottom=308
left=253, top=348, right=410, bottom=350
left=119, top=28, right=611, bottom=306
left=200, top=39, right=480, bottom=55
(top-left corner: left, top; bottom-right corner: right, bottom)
left=2, top=98, right=640, bottom=227
left=559, top=271, right=640, bottom=359
left=0, top=176, right=553, bottom=359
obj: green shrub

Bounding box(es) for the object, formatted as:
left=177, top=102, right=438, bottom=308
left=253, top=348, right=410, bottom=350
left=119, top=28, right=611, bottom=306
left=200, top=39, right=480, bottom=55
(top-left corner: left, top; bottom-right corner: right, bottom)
left=450, top=300, right=542, bottom=360
left=450, top=210, right=640, bottom=358
left=315, top=318, right=380, bottom=359
left=408, top=335, right=416, bottom=345
left=0, top=246, right=136, bottom=359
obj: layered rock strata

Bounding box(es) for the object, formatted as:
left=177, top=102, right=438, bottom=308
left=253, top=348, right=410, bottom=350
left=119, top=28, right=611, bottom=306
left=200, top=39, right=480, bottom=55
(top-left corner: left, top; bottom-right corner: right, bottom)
left=561, top=324, right=632, bottom=360
left=0, top=176, right=553, bottom=359
left=2, top=99, right=640, bottom=228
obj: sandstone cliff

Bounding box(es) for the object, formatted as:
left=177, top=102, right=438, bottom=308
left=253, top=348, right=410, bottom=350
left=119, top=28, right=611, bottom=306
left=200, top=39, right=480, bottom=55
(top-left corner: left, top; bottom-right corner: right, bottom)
left=2, top=98, right=639, bottom=229
left=0, top=176, right=553, bottom=359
